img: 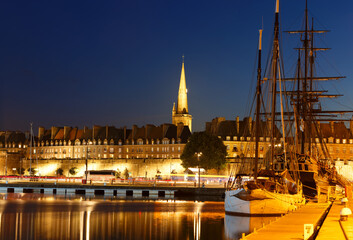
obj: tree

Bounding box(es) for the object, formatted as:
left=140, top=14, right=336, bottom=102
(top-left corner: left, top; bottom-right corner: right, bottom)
left=28, top=168, right=37, bottom=176
left=56, top=168, right=64, bottom=176
left=123, top=168, right=129, bottom=179
left=17, top=168, right=25, bottom=175
left=69, top=167, right=78, bottom=176
left=181, top=132, right=227, bottom=172
left=115, top=169, right=121, bottom=178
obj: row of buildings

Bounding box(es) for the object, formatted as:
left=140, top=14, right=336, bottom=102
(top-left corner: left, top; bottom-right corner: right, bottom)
left=1, top=60, right=353, bottom=180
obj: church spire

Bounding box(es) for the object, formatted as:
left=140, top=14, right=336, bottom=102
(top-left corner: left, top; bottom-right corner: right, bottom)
left=172, top=56, right=192, bottom=132
left=177, top=56, right=188, bottom=114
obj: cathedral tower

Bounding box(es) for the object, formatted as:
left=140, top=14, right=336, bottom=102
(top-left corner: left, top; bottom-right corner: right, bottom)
left=172, top=57, right=192, bottom=131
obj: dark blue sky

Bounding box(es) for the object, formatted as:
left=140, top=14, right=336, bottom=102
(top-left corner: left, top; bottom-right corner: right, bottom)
left=1, top=0, right=353, bottom=132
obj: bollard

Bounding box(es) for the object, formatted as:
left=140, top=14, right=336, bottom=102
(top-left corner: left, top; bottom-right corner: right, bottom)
left=340, top=207, right=352, bottom=221
left=341, top=197, right=348, bottom=206
left=304, top=224, right=314, bottom=240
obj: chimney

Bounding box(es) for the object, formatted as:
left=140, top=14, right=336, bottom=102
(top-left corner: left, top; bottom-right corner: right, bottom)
left=236, top=116, right=240, bottom=133
left=106, top=125, right=108, bottom=139
left=177, top=123, right=184, bottom=138
left=51, top=126, right=58, bottom=140
left=330, top=121, right=334, bottom=134
left=162, top=124, right=170, bottom=137
left=64, top=126, right=71, bottom=139
left=38, top=127, right=45, bottom=140
left=248, top=117, right=252, bottom=132
left=123, top=126, right=127, bottom=140
left=145, top=124, right=153, bottom=139
left=132, top=125, right=138, bottom=138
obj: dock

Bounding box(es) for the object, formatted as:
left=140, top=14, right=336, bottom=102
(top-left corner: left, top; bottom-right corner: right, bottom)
left=0, top=182, right=225, bottom=199
left=242, top=199, right=353, bottom=240
left=243, top=202, right=330, bottom=240
left=316, top=200, right=353, bottom=240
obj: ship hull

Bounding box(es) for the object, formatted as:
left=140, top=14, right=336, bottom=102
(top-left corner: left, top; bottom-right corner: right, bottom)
left=224, top=188, right=304, bottom=216
left=299, top=171, right=317, bottom=197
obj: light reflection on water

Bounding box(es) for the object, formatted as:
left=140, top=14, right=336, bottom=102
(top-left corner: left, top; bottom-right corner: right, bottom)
left=0, top=193, right=274, bottom=240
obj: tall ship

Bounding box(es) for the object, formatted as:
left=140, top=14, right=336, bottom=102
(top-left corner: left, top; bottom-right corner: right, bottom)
left=225, top=0, right=305, bottom=216
left=225, top=0, right=351, bottom=215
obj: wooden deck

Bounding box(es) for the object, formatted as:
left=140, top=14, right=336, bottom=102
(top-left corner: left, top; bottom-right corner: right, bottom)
left=317, top=200, right=353, bottom=240
left=243, top=202, right=331, bottom=240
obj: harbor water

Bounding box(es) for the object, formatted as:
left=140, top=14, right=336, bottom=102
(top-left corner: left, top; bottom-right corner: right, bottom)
left=0, top=194, right=275, bottom=240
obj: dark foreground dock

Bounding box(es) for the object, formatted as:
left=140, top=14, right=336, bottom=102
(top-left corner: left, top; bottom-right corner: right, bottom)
left=0, top=182, right=225, bottom=199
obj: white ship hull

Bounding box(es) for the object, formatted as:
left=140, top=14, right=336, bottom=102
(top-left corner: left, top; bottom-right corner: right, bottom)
left=224, top=188, right=304, bottom=216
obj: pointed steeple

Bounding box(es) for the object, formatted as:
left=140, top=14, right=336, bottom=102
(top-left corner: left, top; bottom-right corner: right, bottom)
left=172, top=56, right=192, bottom=131
left=172, top=102, right=176, bottom=115
left=177, top=56, right=188, bottom=114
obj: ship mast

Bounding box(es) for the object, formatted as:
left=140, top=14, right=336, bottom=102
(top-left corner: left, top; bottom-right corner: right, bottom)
left=286, top=0, right=350, bottom=160
left=270, top=0, right=280, bottom=168
left=254, top=28, right=262, bottom=181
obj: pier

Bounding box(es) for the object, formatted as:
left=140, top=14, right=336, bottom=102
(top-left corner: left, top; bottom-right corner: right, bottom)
left=0, top=182, right=225, bottom=199
left=242, top=199, right=353, bottom=240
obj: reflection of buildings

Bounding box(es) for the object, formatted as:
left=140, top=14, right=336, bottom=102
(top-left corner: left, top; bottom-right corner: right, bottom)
left=0, top=198, right=224, bottom=239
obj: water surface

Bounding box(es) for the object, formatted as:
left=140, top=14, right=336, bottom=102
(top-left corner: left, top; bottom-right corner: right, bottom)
left=0, top=194, right=274, bottom=240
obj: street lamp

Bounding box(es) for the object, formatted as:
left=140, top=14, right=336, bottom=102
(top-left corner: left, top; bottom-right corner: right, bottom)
left=85, top=141, right=92, bottom=184
left=5, top=151, right=8, bottom=177
left=196, top=152, right=202, bottom=188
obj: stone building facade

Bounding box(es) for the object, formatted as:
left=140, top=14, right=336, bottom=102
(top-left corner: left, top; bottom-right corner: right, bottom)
left=0, top=131, right=27, bottom=175
left=206, top=116, right=353, bottom=180
left=0, top=118, right=353, bottom=180
left=12, top=124, right=191, bottom=178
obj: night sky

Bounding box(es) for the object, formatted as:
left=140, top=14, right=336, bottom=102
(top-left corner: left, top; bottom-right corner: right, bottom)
left=1, top=0, right=353, bottom=133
